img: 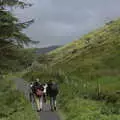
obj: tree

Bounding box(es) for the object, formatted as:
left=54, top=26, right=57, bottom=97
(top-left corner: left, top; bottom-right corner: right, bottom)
left=0, top=0, right=36, bottom=72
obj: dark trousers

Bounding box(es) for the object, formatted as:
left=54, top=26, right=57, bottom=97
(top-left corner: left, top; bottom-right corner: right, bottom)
left=50, top=96, right=56, bottom=110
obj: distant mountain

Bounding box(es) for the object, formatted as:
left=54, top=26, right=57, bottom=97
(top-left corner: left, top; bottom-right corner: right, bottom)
left=35, top=45, right=60, bottom=55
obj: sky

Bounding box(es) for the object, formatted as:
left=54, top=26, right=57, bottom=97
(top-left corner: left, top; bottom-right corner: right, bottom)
left=14, top=0, right=120, bottom=47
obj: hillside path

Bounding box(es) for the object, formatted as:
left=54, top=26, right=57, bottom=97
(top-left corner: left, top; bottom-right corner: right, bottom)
left=12, top=78, right=60, bottom=120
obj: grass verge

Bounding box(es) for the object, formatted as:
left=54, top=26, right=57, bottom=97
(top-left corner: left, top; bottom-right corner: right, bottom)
left=0, top=74, right=37, bottom=120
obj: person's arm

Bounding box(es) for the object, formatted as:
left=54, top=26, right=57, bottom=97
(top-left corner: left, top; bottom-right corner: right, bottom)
left=41, top=86, right=44, bottom=91
left=46, top=85, right=49, bottom=96
left=29, top=92, right=32, bottom=102
left=29, top=87, right=33, bottom=102
left=39, top=84, right=44, bottom=91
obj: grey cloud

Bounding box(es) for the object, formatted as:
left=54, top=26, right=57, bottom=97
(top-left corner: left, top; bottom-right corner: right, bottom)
left=14, top=0, right=120, bottom=47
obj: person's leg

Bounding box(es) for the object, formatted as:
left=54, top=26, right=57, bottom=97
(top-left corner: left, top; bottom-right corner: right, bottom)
left=32, top=94, right=35, bottom=103
left=29, top=92, right=32, bottom=102
left=31, top=94, right=36, bottom=110
left=39, top=96, right=43, bottom=111
left=35, top=95, right=40, bottom=111
left=53, top=96, right=57, bottom=110
left=43, top=93, right=46, bottom=103
left=50, top=96, right=54, bottom=111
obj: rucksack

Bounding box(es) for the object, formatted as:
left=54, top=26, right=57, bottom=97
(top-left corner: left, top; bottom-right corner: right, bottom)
left=35, top=88, right=43, bottom=97
left=51, top=83, right=58, bottom=91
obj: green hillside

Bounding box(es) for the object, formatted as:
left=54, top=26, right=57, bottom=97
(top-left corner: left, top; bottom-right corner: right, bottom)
left=24, top=19, right=120, bottom=120
left=50, top=19, right=120, bottom=78
left=50, top=19, right=120, bottom=120
left=49, top=19, right=120, bottom=120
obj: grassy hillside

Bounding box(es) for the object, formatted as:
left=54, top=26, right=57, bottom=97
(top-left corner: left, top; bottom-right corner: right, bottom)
left=48, top=19, right=120, bottom=95
left=24, top=19, right=120, bottom=120
left=50, top=19, right=120, bottom=120
left=50, top=19, right=120, bottom=77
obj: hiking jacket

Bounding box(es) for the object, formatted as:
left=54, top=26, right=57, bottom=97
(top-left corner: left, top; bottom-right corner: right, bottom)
left=47, top=82, right=58, bottom=97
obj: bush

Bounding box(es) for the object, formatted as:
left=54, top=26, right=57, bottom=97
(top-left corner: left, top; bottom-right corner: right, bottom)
left=101, top=103, right=120, bottom=115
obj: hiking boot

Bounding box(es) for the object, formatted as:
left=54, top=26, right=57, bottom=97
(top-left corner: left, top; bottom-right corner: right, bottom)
left=37, top=109, right=42, bottom=112
left=37, top=110, right=40, bottom=112
left=54, top=106, right=56, bottom=111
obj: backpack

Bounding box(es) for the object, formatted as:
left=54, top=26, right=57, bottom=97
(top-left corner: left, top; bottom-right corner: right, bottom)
left=35, top=88, right=43, bottom=97
left=51, top=83, right=58, bottom=91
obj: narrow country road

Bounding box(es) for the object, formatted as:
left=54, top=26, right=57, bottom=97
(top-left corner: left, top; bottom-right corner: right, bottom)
left=13, top=78, right=60, bottom=120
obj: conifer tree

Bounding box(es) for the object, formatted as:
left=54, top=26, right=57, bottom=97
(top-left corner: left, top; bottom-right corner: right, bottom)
left=0, top=0, right=35, bottom=72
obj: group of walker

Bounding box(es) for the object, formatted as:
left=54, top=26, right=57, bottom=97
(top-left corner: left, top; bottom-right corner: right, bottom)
left=29, top=78, right=59, bottom=112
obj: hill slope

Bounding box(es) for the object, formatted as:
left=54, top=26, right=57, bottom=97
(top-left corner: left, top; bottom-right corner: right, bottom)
left=50, top=19, right=120, bottom=80
left=24, top=19, right=120, bottom=120
left=49, top=19, right=120, bottom=119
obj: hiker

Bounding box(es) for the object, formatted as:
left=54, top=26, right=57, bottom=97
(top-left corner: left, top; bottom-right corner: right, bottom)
left=43, top=83, right=48, bottom=103
left=32, top=78, right=44, bottom=112
left=29, top=82, right=36, bottom=110
left=47, top=80, right=59, bottom=111
left=29, top=82, right=35, bottom=103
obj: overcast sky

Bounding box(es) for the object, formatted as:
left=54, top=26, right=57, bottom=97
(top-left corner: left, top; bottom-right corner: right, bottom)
left=14, top=0, right=120, bottom=47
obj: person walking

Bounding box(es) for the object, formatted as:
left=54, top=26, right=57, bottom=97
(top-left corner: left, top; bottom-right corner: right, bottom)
left=29, top=82, right=35, bottom=109
left=47, top=80, right=59, bottom=111
left=32, top=79, right=44, bottom=112
left=43, top=83, right=48, bottom=103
